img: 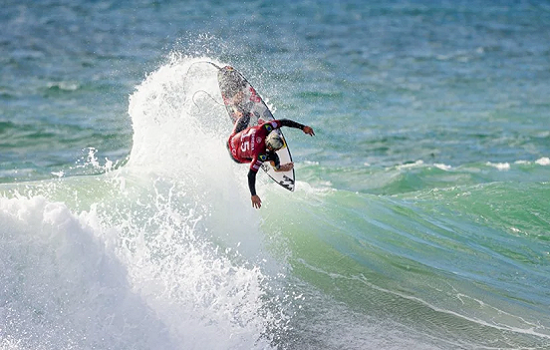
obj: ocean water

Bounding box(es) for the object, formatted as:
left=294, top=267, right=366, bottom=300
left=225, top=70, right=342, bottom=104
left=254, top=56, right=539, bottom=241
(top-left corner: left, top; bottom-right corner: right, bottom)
left=1, top=1, right=550, bottom=349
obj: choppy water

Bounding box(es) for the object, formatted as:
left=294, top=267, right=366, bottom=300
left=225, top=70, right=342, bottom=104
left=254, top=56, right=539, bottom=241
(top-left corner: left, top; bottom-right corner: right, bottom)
left=1, top=1, right=550, bottom=349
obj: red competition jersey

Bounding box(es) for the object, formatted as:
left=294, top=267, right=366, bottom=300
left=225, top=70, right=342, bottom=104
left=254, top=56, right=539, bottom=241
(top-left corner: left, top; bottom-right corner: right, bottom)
left=227, top=119, right=282, bottom=172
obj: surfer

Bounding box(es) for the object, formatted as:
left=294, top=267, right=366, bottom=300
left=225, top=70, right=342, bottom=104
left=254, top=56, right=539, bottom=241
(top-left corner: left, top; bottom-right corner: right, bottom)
left=227, top=116, right=315, bottom=209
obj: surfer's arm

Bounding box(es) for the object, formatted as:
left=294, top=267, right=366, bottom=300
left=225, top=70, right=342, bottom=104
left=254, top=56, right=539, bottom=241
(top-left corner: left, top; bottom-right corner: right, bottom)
left=247, top=169, right=262, bottom=209
left=267, top=151, right=293, bottom=172
left=279, top=119, right=304, bottom=129
left=267, top=150, right=281, bottom=169
left=247, top=169, right=258, bottom=196
left=273, top=162, right=293, bottom=172
left=248, top=156, right=263, bottom=197
left=277, top=119, right=315, bottom=136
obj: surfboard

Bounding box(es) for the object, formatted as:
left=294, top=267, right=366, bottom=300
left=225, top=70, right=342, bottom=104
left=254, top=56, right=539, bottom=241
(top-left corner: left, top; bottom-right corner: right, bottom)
left=216, top=65, right=295, bottom=192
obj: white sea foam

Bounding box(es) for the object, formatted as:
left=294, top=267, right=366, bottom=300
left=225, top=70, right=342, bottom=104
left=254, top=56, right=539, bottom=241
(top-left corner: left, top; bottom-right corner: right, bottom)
left=486, top=162, right=510, bottom=171
left=120, top=55, right=287, bottom=348
left=488, top=158, right=549, bottom=169
left=0, top=183, right=279, bottom=350
left=0, top=56, right=287, bottom=350
left=0, top=195, right=176, bottom=349
left=434, top=163, right=452, bottom=171
left=396, top=160, right=424, bottom=170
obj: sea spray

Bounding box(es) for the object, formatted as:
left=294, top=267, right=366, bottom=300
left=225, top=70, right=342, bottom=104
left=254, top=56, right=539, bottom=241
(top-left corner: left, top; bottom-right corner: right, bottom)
left=0, top=171, right=288, bottom=349
left=0, top=55, right=292, bottom=349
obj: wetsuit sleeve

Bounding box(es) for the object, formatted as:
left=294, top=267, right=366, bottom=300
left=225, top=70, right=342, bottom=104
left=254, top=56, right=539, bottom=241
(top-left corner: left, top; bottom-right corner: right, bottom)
left=249, top=155, right=263, bottom=173
left=267, top=150, right=280, bottom=170
left=248, top=155, right=261, bottom=196
left=279, top=119, right=305, bottom=130
left=247, top=169, right=257, bottom=196
left=262, top=119, right=305, bottom=132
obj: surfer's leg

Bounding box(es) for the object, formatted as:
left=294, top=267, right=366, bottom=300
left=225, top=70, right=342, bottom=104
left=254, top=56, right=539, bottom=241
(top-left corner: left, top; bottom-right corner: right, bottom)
left=233, top=113, right=250, bottom=134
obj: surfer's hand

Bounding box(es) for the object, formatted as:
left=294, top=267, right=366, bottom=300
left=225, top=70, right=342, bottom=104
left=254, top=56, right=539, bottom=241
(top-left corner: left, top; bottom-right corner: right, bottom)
left=251, top=195, right=262, bottom=209
left=276, top=162, right=294, bottom=172
left=303, top=126, right=315, bottom=136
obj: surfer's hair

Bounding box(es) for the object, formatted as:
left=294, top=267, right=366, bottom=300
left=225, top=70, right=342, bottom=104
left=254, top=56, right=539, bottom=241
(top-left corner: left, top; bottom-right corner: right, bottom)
left=266, top=132, right=284, bottom=150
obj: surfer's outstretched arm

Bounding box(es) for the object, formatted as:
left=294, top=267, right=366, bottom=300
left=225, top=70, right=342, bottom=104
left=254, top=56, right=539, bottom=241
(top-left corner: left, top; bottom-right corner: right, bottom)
left=278, top=119, right=315, bottom=136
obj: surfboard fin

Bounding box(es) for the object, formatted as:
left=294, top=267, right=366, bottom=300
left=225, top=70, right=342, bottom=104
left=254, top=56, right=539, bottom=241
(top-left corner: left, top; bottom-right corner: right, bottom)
left=191, top=90, right=223, bottom=113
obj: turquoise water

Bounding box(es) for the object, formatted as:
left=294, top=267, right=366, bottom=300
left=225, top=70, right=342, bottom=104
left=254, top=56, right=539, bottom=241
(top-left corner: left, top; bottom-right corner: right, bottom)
left=1, top=1, right=550, bottom=349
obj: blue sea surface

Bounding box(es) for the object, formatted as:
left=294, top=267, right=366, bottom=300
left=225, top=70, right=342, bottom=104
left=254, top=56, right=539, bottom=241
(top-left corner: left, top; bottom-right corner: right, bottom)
left=1, top=1, right=549, bottom=349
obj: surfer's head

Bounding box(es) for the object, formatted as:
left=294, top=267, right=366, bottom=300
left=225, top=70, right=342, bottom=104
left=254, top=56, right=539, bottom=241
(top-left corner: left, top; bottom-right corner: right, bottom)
left=266, top=132, right=284, bottom=151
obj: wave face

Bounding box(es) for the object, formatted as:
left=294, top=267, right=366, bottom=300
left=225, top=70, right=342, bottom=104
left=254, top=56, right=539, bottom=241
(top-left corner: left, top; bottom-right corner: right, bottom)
left=2, top=1, right=550, bottom=349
